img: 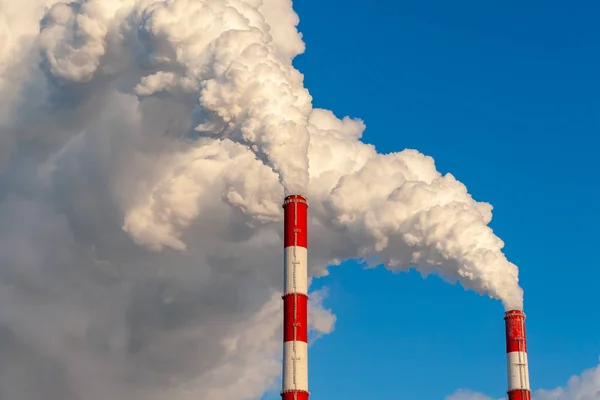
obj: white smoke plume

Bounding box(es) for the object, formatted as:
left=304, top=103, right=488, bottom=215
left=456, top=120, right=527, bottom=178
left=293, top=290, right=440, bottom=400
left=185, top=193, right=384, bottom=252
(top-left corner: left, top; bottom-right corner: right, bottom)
left=0, top=0, right=524, bottom=398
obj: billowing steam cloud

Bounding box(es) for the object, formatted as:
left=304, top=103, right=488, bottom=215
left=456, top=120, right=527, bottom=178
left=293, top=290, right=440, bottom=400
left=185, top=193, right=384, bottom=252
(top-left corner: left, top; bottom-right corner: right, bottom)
left=39, top=0, right=312, bottom=195
left=0, top=0, right=523, bottom=398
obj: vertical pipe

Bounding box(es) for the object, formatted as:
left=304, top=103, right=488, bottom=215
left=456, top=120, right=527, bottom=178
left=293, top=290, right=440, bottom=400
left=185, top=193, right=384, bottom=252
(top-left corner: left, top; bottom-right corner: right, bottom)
left=281, top=195, right=309, bottom=400
left=505, top=310, right=531, bottom=400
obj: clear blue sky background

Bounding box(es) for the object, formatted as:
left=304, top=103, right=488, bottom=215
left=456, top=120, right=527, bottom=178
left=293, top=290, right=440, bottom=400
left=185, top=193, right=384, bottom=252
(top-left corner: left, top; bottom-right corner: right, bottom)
left=266, top=1, right=600, bottom=398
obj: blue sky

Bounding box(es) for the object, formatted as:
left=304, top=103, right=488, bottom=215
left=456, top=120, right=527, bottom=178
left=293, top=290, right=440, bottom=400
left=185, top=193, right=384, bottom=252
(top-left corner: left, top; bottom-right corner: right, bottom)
left=268, top=1, right=600, bottom=399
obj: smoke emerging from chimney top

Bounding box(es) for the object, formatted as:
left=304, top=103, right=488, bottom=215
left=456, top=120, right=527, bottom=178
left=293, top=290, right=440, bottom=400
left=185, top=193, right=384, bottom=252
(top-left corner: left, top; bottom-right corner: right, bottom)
left=0, top=0, right=523, bottom=398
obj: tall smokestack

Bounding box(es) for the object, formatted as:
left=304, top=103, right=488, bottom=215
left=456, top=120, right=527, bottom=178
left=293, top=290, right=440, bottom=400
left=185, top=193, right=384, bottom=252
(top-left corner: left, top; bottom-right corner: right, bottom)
left=282, top=195, right=309, bottom=400
left=504, top=310, right=531, bottom=400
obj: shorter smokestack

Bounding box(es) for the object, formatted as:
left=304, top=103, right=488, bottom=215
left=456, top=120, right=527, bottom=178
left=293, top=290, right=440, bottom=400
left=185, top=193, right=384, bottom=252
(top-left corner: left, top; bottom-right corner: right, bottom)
left=504, top=310, right=531, bottom=400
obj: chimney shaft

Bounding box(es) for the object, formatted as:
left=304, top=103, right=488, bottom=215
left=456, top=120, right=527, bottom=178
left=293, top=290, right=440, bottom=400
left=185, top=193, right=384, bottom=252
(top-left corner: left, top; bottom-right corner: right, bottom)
left=505, top=310, right=531, bottom=400
left=281, top=195, right=309, bottom=400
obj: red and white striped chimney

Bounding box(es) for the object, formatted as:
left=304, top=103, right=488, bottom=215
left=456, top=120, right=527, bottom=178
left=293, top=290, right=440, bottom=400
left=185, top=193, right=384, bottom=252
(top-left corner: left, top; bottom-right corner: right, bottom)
left=505, top=310, right=531, bottom=400
left=281, top=195, right=309, bottom=400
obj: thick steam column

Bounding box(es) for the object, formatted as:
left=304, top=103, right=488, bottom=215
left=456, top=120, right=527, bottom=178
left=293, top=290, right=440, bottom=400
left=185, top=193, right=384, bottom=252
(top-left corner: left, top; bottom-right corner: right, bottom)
left=282, top=195, right=309, bottom=400
left=505, top=310, right=531, bottom=400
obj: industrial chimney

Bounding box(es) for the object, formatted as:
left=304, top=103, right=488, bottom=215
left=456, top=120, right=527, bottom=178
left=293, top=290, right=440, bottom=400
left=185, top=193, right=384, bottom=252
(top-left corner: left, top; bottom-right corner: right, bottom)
left=281, top=195, right=309, bottom=400
left=504, top=310, right=531, bottom=400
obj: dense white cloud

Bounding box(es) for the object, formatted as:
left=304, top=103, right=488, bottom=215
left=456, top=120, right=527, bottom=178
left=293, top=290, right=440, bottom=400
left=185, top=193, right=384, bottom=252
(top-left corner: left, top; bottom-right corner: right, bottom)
left=448, top=362, right=600, bottom=400
left=535, top=363, right=600, bottom=400
left=0, top=0, right=527, bottom=398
